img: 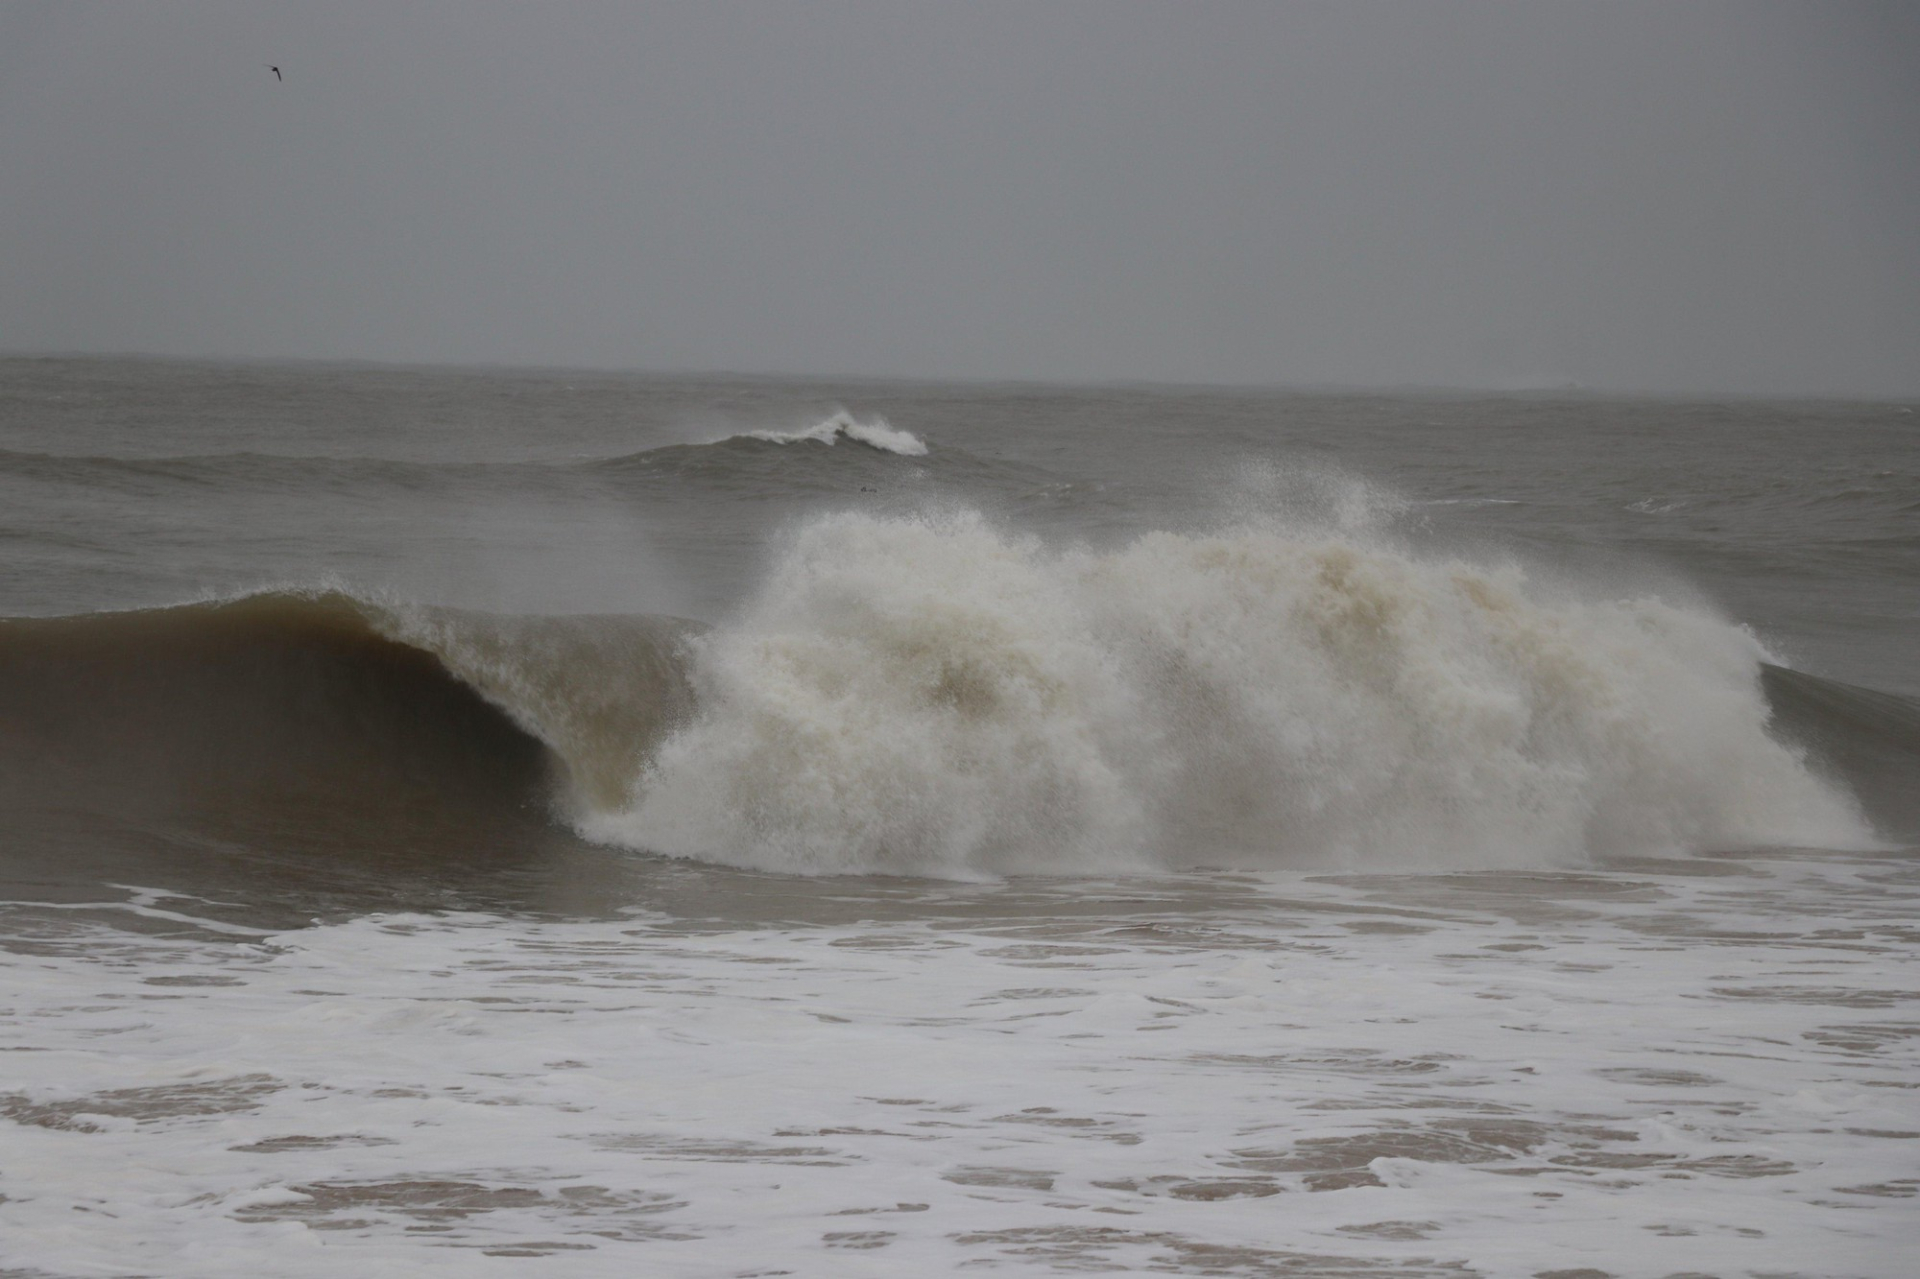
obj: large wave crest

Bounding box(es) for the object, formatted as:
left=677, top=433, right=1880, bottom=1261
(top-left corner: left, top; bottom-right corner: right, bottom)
left=581, top=507, right=1869, bottom=876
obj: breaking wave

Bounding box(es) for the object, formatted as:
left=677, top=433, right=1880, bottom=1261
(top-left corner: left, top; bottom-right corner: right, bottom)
left=2, top=519, right=1904, bottom=880
left=0, top=410, right=932, bottom=503
left=584, top=509, right=1877, bottom=875
left=743, top=409, right=928, bottom=455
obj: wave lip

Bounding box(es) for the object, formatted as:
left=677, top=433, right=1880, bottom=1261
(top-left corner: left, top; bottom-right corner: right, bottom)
left=745, top=410, right=928, bottom=456
left=583, top=509, right=1874, bottom=878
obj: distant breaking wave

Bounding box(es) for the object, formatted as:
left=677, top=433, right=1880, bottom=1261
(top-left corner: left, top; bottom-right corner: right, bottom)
left=743, top=409, right=928, bottom=456
left=0, top=410, right=932, bottom=498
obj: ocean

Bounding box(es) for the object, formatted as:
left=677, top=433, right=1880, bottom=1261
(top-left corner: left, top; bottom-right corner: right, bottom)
left=1, top=355, right=1915, bottom=1277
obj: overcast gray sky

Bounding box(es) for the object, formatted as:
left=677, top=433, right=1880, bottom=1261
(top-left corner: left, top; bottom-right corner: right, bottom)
left=2, top=1, right=1915, bottom=394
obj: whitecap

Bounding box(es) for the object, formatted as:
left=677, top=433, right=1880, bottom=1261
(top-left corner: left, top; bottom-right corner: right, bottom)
left=746, top=409, right=928, bottom=456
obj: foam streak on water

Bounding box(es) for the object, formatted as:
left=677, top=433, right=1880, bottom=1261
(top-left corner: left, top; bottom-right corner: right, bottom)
left=2, top=855, right=1916, bottom=1277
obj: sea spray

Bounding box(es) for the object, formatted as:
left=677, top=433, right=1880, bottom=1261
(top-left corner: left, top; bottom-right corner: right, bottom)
left=583, top=509, right=1870, bottom=875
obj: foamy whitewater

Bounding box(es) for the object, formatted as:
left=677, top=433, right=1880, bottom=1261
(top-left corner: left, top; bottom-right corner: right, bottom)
left=588, top=509, right=1864, bottom=876
left=1, top=360, right=1915, bottom=1277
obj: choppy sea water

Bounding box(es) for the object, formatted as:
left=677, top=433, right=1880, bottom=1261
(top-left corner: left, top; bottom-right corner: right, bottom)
left=1, top=358, right=1915, bottom=1276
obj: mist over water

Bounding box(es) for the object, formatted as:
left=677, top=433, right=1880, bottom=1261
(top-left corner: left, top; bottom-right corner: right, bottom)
left=2, top=360, right=1914, bottom=884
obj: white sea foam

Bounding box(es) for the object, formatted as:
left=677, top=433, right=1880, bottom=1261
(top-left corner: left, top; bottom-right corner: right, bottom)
left=583, top=505, right=1869, bottom=876
left=3, top=856, right=1915, bottom=1277
left=746, top=409, right=928, bottom=456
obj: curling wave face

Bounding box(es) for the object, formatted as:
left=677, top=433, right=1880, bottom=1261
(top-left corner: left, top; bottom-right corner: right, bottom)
left=0, top=592, right=692, bottom=858
left=582, top=510, right=1873, bottom=876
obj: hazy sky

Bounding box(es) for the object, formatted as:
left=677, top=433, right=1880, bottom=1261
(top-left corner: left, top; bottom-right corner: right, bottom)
left=2, top=2, right=1916, bottom=393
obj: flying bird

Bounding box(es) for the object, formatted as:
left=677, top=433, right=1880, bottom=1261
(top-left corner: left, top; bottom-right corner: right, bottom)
left=269, top=66, right=281, bottom=82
